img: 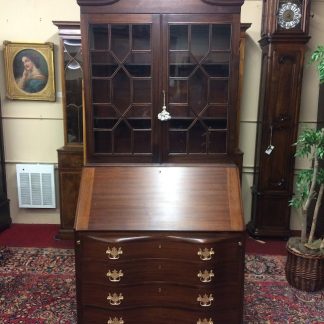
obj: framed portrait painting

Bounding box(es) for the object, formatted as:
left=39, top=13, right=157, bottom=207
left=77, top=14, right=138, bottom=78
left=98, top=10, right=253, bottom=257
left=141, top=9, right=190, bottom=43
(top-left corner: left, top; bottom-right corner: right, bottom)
left=3, top=41, right=55, bottom=101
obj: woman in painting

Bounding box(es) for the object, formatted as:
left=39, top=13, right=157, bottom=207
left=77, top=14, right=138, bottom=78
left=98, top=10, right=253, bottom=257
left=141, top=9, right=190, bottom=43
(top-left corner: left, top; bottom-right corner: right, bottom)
left=15, top=51, right=48, bottom=93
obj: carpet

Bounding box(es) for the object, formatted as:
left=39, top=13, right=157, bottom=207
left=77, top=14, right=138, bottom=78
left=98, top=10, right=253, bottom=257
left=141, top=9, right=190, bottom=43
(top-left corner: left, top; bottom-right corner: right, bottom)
left=244, top=254, right=324, bottom=324
left=0, top=247, right=323, bottom=324
left=0, top=247, right=76, bottom=324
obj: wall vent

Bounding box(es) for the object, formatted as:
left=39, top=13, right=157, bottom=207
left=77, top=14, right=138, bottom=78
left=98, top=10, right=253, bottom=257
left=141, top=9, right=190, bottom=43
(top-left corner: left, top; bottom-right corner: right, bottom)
left=16, top=164, right=56, bottom=208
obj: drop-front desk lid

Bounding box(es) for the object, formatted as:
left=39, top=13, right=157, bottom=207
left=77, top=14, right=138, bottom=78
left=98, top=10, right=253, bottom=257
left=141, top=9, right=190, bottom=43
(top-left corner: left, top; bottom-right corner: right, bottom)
left=75, top=165, right=244, bottom=232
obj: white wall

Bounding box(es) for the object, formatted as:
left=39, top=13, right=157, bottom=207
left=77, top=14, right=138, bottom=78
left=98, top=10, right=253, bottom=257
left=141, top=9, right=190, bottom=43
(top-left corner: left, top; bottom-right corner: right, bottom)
left=0, top=0, right=80, bottom=223
left=0, top=0, right=322, bottom=227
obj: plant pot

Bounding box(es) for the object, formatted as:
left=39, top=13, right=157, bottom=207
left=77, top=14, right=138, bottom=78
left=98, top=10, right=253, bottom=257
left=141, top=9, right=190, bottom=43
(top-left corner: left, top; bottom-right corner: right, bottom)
left=285, top=238, right=324, bottom=292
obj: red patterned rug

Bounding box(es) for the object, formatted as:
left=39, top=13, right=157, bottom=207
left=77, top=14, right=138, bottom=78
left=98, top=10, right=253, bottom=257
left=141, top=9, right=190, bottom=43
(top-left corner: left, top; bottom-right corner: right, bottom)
left=0, top=247, right=323, bottom=323
left=0, top=247, right=76, bottom=323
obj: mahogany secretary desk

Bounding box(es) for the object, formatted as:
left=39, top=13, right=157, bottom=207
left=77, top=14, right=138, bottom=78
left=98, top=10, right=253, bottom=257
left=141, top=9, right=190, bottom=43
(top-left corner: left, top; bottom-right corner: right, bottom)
left=74, top=0, right=246, bottom=323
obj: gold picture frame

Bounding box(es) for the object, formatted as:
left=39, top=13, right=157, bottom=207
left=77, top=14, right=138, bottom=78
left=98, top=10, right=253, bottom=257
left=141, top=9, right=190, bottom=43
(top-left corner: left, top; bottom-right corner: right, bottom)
left=3, top=41, right=55, bottom=101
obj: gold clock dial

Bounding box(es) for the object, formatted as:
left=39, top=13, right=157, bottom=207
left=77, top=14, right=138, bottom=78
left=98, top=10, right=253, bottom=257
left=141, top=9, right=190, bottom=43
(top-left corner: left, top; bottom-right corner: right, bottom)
left=278, top=2, right=302, bottom=30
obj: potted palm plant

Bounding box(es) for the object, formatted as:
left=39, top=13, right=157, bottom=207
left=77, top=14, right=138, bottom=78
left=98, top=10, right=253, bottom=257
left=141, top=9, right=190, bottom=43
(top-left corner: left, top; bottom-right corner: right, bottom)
left=285, top=45, right=324, bottom=292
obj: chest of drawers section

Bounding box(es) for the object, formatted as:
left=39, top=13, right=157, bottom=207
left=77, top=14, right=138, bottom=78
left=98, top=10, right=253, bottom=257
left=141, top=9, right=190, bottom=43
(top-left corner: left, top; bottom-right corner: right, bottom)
left=75, top=232, right=245, bottom=324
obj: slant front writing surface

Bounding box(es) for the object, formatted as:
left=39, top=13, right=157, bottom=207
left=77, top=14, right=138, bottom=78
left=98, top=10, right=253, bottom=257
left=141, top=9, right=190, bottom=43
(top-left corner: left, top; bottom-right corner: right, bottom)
left=82, top=13, right=241, bottom=164
left=75, top=165, right=244, bottom=232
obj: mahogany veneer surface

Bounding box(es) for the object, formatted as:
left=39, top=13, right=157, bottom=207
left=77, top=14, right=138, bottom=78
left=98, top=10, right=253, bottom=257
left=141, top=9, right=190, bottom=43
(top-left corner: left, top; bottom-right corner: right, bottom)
left=75, top=165, right=244, bottom=232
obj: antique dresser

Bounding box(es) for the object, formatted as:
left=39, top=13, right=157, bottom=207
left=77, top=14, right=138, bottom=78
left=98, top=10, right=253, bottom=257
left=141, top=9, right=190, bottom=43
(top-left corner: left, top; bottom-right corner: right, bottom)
left=74, top=0, right=246, bottom=322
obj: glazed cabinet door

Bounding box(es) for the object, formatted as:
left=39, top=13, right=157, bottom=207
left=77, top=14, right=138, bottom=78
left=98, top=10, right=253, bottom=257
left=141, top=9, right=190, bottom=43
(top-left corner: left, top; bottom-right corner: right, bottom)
left=161, top=15, right=237, bottom=162
left=63, top=38, right=83, bottom=144
left=83, top=14, right=160, bottom=163
left=83, top=14, right=239, bottom=164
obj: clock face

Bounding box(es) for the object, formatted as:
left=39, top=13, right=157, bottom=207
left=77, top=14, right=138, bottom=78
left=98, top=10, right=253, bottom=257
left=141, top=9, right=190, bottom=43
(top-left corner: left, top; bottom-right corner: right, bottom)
left=278, top=2, right=302, bottom=30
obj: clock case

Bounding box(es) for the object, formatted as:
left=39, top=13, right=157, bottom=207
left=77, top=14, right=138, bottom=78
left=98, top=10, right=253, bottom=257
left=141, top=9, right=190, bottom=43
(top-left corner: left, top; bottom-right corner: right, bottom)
left=247, top=0, right=311, bottom=238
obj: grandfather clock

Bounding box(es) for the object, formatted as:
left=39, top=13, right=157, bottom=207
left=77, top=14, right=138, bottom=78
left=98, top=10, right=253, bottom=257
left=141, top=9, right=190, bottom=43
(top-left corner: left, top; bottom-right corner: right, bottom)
left=247, top=0, right=311, bottom=237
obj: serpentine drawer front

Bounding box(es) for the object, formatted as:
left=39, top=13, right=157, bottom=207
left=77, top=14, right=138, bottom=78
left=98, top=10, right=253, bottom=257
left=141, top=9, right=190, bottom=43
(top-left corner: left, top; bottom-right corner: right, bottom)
left=74, top=166, right=245, bottom=323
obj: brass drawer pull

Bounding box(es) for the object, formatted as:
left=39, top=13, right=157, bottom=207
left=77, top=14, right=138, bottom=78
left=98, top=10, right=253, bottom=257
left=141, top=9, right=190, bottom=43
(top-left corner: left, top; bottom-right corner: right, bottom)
left=106, top=246, right=123, bottom=259
left=197, top=294, right=214, bottom=307
left=197, top=319, right=213, bottom=324
left=197, top=248, right=214, bottom=261
left=107, top=293, right=124, bottom=306
left=106, top=269, right=124, bottom=282
left=107, top=317, right=124, bottom=324
left=197, top=270, right=214, bottom=283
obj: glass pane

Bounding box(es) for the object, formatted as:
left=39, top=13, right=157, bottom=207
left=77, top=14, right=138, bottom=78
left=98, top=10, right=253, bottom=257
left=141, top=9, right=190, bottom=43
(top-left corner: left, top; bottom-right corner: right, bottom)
left=93, top=105, right=118, bottom=118
left=134, top=131, right=151, bottom=153
left=94, top=118, right=117, bottom=129
left=112, top=70, right=131, bottom=113
left=90, top=25, right=109, bottom=50
left=94, top=131, right=111, bottom=153
left=114, top=121, right=131, bottom=153
left=168, top=105, right=192, bottom=118
left=188, top=69, right=208, bottom=114
left=169, top=80, right=187, bottom=103
left=208, top=131, right=227, bottom=153
left=202, top=52, right=230, bottom=77
left=169, top=131, right=187, bottom=153
left=202, top=118, right=227, bottom=129
left=209, top=80, right=228, bottom=103
left=170, top=25, right=188, bottom=50
left=126, top=105, right=151, bottom=118
left=169, top=52, right=196, bottom=77
left=92, top=79, right=110, bottom=103
left=188, top=122, right=207, bottom=153
left=127, top=119, right=151, bottom=129
left=133, top=80, right=151, bottom=103
left=111, top=25, right=130, bottom=61
left=125, top=53, right=151, bottom=77
left=64, top=39, right=82, bottom=57
left=66, top=75, right=83, bottom=143
left=65, top=71, right=83, bottom=107
left=169, top=118, right=193, bottom=129
left=91, top=52, right=118, bottom=77
left=191, top=25, right=209, bottom=62
left=202, top=105, right=227, bottom=118
left=66, top=104, right=83, bottom=143
left=211, top=24, right=231, bottom=50
left=133, top=25, right=150, bottom=50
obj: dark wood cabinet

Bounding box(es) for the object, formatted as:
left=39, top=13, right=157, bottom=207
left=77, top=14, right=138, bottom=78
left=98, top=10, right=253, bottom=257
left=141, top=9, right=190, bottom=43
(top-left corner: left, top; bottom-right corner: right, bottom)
left=0, top=98, right=11, bottom=232
left=247, top=0, right=311, bottom=237
left=57, top=146, right=83, bottom=239
left=53, top=21, right=84, bottom=239
left=75, top=166, right=245, bottom=324
left=79, top=0, right=244, bottom=169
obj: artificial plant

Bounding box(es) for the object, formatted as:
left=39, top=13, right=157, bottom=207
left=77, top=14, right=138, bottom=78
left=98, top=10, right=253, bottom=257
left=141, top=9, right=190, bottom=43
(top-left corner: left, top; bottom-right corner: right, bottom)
left=290, top=45, right=324, bottom=251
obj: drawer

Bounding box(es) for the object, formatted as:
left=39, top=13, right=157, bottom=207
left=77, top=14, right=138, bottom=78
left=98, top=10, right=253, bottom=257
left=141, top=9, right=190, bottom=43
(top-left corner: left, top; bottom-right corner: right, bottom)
left=81, top=306, right=242, bottom=324
left=80, top=258, right=241, bottom=286
left=76, top=232, right=244, bottom=263
left=80, top=283, right=241, bottom=311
